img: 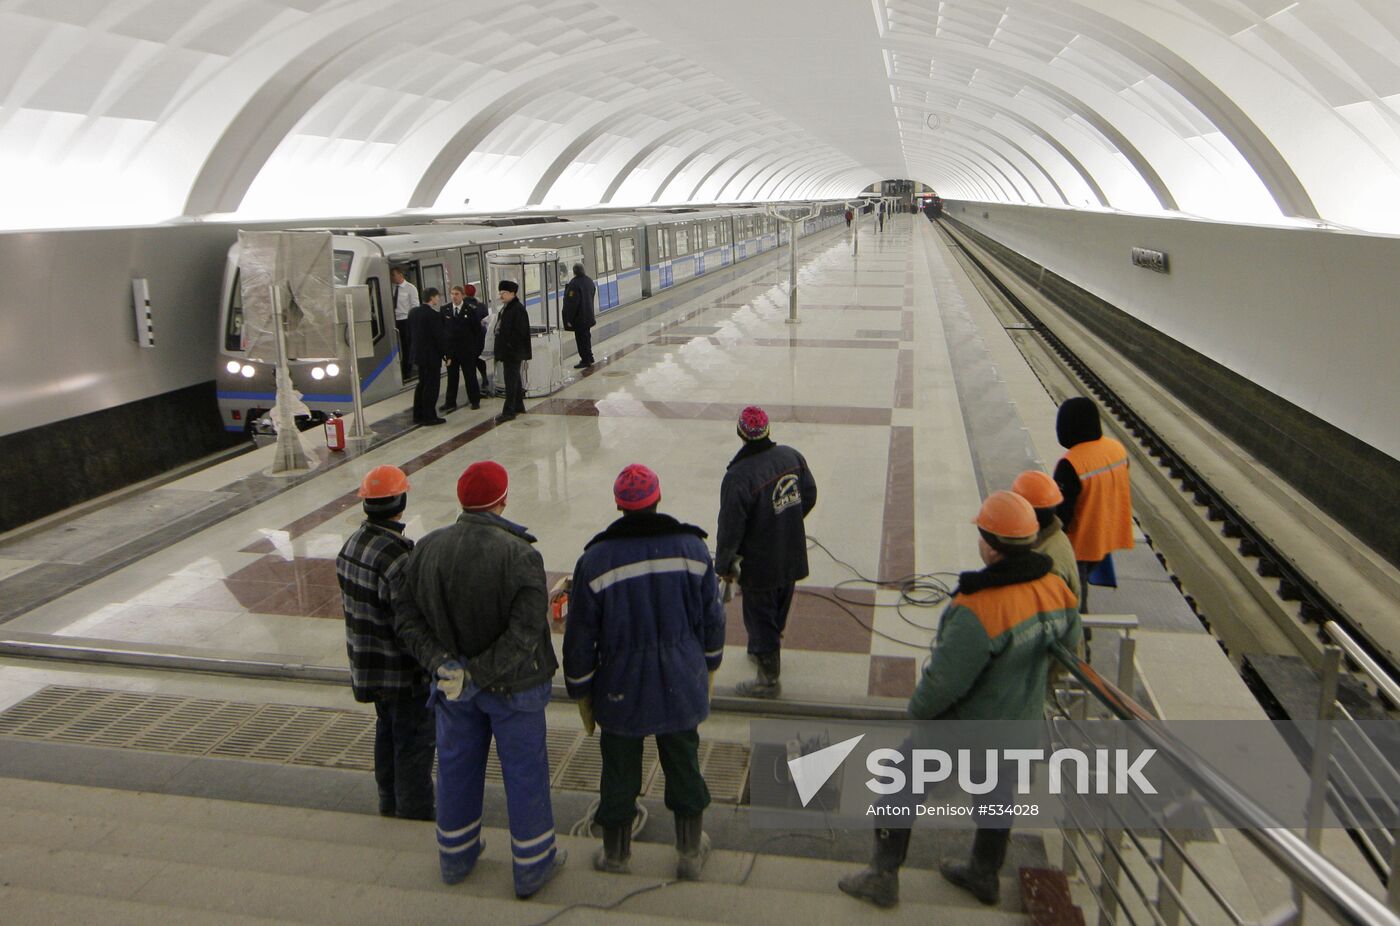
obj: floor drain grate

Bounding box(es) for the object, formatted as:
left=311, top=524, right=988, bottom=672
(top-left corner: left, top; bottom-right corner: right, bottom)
left=0, top=686, right=750, bottom=801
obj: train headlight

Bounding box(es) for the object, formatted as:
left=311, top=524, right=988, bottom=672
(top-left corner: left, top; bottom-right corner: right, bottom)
left=241, top=364, right=255, bottom=378
left=325, top=363, right=340, bottom=377
left=311, top=366, right=325, bottom=381
left=226, top=360, right=241, bottom=374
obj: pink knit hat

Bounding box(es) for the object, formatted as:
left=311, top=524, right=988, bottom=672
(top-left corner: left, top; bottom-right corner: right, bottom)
left=737, top=405, right=770, bottom=441
left=614, top=464, right=661, bottom=510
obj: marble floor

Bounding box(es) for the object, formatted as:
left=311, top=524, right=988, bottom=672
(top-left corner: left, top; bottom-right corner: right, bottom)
left=0, top=215, right=1183, bottom=711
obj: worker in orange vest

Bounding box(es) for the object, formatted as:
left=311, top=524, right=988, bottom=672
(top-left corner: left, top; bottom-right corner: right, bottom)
left=1052, top=397, right=1133, bottom=613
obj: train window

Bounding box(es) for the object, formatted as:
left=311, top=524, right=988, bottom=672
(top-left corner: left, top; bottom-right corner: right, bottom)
left=558, top=244, right=584, bottom=281
left=463, top=252, right=482, bottom=292
left=619, top=235, right=636, bottom=270
left=660, top=229, right=670, bottom=259
left=593, top=238, right=607, bottom=277
left=333, top=250, right=354, bottom=285
left=705, top=224, right=717, bottom=249
left=421, top=263, right=446, bottom=299
left=676, top=229, right=689, bottom=254
left=225, top=271, right=244, bottom=352
left=367, top=277, right=385, bottom=341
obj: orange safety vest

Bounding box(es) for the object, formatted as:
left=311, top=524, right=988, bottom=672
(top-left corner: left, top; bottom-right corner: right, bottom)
left=1061, top=437, right=1134, bottom=562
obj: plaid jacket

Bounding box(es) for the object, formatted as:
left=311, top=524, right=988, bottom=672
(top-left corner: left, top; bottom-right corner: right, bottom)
left=336, top=518, right=428, bottom=701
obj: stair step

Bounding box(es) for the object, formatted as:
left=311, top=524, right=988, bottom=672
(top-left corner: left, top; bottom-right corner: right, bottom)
left=0, top=778, right=1031, bottom=923
left=0, top=885, right=293, bottom=926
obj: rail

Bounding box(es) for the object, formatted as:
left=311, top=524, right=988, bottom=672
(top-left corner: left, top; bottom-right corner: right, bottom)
left=1050, top=633, right=1398, bottom=926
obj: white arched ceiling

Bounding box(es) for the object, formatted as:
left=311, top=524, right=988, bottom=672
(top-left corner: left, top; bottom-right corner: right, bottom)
left=2, top=0, right=1400, bottom=231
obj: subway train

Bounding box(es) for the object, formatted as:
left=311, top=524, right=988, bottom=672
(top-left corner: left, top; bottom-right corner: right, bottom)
left=215, top=203, right=848, bottom=436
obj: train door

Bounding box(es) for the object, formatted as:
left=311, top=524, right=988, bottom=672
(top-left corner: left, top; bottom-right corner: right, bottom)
left=593, top=233, right=617, bottom=310
left=616, top=229, right=641, bottom=304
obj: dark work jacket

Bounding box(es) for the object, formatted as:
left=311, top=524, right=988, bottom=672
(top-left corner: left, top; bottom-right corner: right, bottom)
left=442, top=299, right=487, bottom=360
left=407, top=302, right=446, bottom=366
left=715, top=438, right=817, bottom=589
left=493, top=297, right=532, bottom=362
left=562, top=274, right=596, bottom=331
left=389, top=510, right=557, bottom=692
left=564, top=513, right=725, bottom=737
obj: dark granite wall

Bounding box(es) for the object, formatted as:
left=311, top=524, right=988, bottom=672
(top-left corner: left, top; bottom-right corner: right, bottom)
left=1, top=381, right=241, bottom=532
left=945, top=217, right=1400, bottom=569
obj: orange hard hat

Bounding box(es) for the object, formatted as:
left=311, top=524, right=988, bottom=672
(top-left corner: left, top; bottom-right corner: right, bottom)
left=1012, top=470, right=1063, bottom=509
left=972, top=491, right=1038, bottom=541
left=358, top=465, right=410, bottom=499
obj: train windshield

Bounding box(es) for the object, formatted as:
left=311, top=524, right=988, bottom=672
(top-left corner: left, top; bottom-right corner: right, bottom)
left=225, top=249, right=354, bottom=353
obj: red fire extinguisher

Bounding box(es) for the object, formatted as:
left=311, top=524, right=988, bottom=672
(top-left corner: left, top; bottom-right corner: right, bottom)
left=325, top=411, right=346, bottom=452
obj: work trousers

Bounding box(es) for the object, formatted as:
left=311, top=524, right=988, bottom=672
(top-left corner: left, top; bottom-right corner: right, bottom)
left=412, top=359, right=441, bottom=421
left=1076, top=560, right=1099, bottom=613
left=501, top=360, right=526, bottom=415
left=433, top=682, right=558, bottom=895
left=372, top=691, right=436, bottom=819
left=742, top=583, right=796, bottom=655
left=444, top=354, right=481, bottom=408
left=573, top=327, right=594, bottom=365
left=396, top=319, right=413, bottom=380
left=596, top=729, right=710, bottom=829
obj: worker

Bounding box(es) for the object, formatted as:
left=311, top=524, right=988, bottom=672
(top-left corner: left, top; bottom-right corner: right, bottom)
left=838, top=492, right=1081, bottom=909
left=1011, top=470, right=1081, bottom=605
left=716, top=406, right=817, bottom=698
left=335, top=465, right=433, bottom=820
left=1052, top=397, right=1133, bottom=612
left=563, top=464, right=726, bottom=880
left=389, top=461, right=565, bottom=898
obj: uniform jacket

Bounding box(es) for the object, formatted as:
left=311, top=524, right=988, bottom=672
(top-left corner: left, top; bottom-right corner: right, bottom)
left=407, top=302, right=446, bottom=365
left=335, top=518, right=426, bottom=701
left=908, top=553, right=1081, bottom=722
left=390, top=510, right=556, bottom=692
left=715, top=439, right=816, bottom=589
left=564, top=512, right=725, bottom=737
left=493, top=297, right=532, bottom=362
left=1032, top=516, right=1082, bottom=606
left=442, top=299, right=487, bottom=359
left=562, top=274, right=597, bottom=331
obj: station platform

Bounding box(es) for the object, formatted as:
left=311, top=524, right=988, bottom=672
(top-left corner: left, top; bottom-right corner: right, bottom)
left=0, top=215, right=1198, bottom=711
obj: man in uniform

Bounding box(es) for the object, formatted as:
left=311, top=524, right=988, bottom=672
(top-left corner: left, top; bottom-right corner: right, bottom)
left=716, top=406, right=817, bottom=698
left=838, top=492, right=1081, bottom=909
left=407, top=288, right=446, bottom=425
left=562, top=262, right=597, bottom=369
left=493, top=281, right=531, bottom=423
left=441, top=285, right=485, bottom=412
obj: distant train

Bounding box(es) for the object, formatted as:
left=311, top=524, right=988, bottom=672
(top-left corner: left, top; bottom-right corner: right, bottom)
left=216, top=203, right=847, bottom=436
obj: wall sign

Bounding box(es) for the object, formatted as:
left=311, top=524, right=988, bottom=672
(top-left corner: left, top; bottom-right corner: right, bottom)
left=1132, top=247, right=1169, bottom=274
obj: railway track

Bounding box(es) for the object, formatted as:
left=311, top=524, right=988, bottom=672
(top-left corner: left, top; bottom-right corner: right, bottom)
left=934, top=217, right=1399, bottom=714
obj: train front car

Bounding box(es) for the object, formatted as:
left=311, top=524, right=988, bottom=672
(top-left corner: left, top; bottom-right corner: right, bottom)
left=215, top=235, right=398, bottom=440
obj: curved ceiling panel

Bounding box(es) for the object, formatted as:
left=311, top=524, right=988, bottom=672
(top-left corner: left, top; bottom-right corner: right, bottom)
left=1, top=0, right=1398, bottom=231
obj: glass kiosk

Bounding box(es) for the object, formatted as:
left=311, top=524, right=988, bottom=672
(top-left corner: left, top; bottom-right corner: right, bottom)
left=486, top=248, right=566, bottom=397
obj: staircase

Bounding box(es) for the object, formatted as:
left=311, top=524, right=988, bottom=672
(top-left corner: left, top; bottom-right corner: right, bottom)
left=0, top=777, right=1032, bottom=925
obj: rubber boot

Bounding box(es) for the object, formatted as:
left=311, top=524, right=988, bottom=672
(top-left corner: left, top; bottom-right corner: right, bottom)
left=940, top=827, right=1010, bottom=906
left=515, top=848, right=567, bottom=899
left=675, top=815, right=711, bottom=880
left=593, top=825, right=632, bottom=875
left=735, top=651, right=781, bottom=699
left=838, top=827, right=911, bottom=908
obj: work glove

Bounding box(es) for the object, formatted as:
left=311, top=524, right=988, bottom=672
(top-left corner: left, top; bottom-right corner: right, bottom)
left=436, top=660, right=467, bottom=700
left=577, top=695, right=596, bottom=736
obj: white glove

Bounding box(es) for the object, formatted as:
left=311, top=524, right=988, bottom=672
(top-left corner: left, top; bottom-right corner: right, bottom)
left=436, top=660, right=467, bottom=700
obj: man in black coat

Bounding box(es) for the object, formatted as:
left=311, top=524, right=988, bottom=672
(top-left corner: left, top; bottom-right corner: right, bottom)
left=562, top=262, right=597, bottom=369
left=493, top=280, right=532, bottom=423
left=715, top=405, right=817, bottom=698
left=440, top=285, right=486, bottom=412
left=408, top=288, right=447, bottom=425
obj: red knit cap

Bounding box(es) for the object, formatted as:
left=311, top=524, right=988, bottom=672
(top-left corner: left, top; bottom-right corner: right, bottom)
left=457, top=461, right=508, bottom=510
left=614, top=464, right=661, bottom=510
left=463, top=284, right=476, bottom=297
left=737, top=405, right=769, bottom=441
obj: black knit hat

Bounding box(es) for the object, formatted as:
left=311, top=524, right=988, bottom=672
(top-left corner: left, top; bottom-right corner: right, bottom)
left=363, top=493, right=406, bottom=519
left=1056, top=397, right=1102, bottom=449
left=498, top=280, right=519, bottom=294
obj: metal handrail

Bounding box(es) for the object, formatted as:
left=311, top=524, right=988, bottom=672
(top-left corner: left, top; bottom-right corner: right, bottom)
left=1324, top=621, right=1400, bottom=708
left=1051, top=642, right=1399, bottom=926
